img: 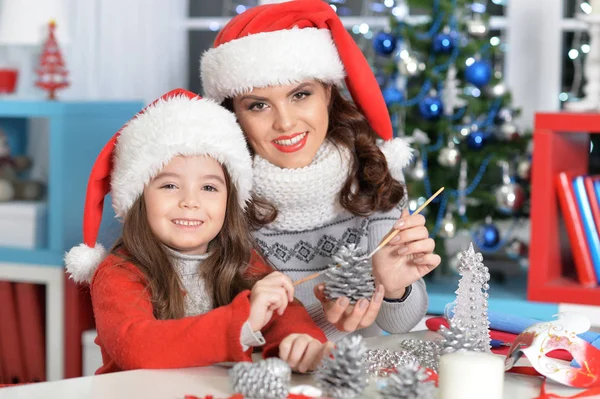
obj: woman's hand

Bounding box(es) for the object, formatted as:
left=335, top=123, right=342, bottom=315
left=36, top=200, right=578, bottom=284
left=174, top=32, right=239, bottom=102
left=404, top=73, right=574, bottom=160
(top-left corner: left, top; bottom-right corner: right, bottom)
left=313, top=283, right=385, bottom=332
left=278, top=334, right=334, bottom=373
left=248, top=272, right=294, bottom=332
left=372, top=209, right=441, bottom=299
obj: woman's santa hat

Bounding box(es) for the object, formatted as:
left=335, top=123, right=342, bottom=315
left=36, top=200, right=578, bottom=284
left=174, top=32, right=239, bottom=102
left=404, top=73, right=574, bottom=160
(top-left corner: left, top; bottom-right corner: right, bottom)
left=200, top=0, right=412, bottom=169
left=64, top=88, right=253, bottom=284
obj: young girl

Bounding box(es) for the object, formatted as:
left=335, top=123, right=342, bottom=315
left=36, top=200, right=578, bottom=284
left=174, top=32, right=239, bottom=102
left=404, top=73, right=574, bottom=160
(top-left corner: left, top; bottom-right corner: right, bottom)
left=65, top=89, right=328, bottom=374
left=200, top=1, right=441, bottom=341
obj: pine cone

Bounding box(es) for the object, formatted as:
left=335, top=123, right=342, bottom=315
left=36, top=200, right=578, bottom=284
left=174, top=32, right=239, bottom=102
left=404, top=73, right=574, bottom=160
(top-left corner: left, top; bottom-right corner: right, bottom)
left=315, top=335, right=368, bottom=399
left=439, top=319, right=484, bottom=354
left=324, top=244, right=375, bottom=304
left=230, top=358, right=290, bottom=399
left=379, top=362, right=436, bottom=399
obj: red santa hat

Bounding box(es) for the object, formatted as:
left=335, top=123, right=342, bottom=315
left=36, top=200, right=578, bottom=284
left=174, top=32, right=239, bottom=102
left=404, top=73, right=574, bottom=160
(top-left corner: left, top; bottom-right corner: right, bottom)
left=200, top=0, right=394, bottom=141
left=64, top=88, right=253, bottom=284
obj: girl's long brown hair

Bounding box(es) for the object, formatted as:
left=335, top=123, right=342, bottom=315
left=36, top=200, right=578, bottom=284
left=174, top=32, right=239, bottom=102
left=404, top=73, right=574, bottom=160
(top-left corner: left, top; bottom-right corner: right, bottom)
left=234, top=85, right=405, bottom=228
left=111, top=166, right=255, bottom=320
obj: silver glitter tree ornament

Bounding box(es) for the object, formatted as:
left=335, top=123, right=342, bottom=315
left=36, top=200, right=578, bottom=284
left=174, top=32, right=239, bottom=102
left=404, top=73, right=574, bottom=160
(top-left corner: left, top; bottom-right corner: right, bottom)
left=378, top=361, right=436, bottom=399
left=324, top=244, right=375, bottom=304
left=397, top=339, right=441, bottom=372
left=449, top=242, right=491, bottom=352
left=439, top=319, right=483, bottom=354
left=314, top=335, right=368, bottom=399
left=229, top=357, right=291, bottom=399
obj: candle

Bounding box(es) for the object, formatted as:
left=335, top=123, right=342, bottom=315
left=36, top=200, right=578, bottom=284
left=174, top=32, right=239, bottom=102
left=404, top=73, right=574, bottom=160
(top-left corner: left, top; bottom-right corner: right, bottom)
left=591, top=0, right=600, bottom=15
left=438, top=351, right=504, bottom=399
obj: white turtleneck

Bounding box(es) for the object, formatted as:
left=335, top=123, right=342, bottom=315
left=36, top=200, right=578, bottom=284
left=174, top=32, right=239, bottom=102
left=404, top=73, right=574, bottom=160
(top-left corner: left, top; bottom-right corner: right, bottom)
left=165, top=247, right=265, bottom=350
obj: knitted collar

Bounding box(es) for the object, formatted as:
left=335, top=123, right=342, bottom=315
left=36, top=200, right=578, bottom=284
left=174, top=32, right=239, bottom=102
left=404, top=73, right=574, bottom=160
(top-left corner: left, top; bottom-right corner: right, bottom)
left=252, top=140, right=351, bottom=232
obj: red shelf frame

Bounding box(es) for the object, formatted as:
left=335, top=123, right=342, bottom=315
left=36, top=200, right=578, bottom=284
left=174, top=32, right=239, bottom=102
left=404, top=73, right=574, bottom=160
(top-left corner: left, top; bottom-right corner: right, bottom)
left=528, top=112, right=600, bottom=305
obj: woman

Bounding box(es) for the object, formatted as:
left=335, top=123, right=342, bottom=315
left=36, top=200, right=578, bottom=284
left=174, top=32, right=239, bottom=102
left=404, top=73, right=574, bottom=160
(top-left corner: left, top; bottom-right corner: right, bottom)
left=200, top=0, right=441, bottom=340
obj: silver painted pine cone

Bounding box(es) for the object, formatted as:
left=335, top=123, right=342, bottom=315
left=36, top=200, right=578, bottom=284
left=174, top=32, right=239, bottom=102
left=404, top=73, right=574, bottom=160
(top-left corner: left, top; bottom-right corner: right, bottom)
left=230, top=357, right=291, bottom=399
left=324, top=244, right=375, bottom=304
left=315, top=335, right=368, bottom=399
left=379, top=361, right=436, bottom=399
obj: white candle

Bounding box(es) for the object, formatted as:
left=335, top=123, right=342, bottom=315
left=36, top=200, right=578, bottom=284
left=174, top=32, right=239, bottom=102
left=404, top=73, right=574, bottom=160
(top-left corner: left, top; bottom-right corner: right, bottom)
left=591, top=0, right=600, bottom=15
left=438, top=351, right=504, bottom=399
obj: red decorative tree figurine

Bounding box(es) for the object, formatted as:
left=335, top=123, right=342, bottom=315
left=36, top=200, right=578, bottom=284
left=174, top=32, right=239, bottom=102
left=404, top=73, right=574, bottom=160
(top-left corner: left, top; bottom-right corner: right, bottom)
left=35, top=20, right=69, bottom=100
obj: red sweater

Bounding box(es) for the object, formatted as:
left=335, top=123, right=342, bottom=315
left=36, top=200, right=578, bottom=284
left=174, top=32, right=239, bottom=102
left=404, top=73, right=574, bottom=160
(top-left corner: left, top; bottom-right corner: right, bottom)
left=90, top=252, right=326, bottom=374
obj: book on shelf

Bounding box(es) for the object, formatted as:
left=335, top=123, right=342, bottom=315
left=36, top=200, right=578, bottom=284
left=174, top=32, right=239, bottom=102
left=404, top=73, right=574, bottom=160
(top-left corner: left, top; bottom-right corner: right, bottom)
left=584, top=175, right=600, bottom=231
left=555, top=172, right=598, bottom=286
left=573, top=176, right=600, bottom=280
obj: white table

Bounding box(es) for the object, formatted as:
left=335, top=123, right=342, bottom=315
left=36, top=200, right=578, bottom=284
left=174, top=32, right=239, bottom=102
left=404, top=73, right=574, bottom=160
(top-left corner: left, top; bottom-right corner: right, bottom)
left=0, top=331, right=592, bottom=399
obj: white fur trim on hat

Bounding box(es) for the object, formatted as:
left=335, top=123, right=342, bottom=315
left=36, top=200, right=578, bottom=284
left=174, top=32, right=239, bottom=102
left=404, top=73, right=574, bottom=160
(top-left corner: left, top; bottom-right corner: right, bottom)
left=379, top=138, right=414, bottom=182
left=64, top=243, right=107, bottom=284
left=200, top=28, right=346, bottom=103
left=111, top=95, right=253, bottom=217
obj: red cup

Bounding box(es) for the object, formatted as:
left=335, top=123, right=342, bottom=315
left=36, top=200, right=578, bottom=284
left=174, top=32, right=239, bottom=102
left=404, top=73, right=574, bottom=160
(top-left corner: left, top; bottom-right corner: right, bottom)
left=0, top=69, right=18, bottom=94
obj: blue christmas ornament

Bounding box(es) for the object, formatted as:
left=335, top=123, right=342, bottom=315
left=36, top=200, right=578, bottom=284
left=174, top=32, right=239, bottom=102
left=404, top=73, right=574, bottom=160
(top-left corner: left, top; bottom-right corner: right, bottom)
left=465, top=60, right=492, bottom=87
left=382, top=86, right=404, bottom=106
left=373, top=32, right=397, bottom=56
left=433, top=32, right=456, bottom=54
left=418, top=95, right=444, bottom=120
left=475, top=223, right=500, bottom=250
left=375, top=71, right=387, bottom=88
left=467, top=129, right=486, bottom=149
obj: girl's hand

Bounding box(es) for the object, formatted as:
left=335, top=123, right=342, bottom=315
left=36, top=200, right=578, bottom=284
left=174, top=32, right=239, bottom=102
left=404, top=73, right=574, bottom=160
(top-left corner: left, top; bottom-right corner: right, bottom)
left=372, top=209, right=441, bottom=299
left=278, top=334, right=334, bottom=373
left=248, top=272, right=294, bottom=332
left=313, top=283, right=385, bottom=332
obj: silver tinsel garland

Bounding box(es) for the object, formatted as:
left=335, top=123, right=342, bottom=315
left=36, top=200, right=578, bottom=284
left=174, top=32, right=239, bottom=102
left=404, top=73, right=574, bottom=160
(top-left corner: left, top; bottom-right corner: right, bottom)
left=324, top=244, right=375, bottom=304
left=314, top=335, right=368, bottom=399
left=378, top=361, right=436, bottom=399
left=397, top=339, right=441, bottom=372
left=229, top=358, right=291, bottom=399
left=439, top=319, right=484, bottom=354
left=364, top=349, right=418, bottom=377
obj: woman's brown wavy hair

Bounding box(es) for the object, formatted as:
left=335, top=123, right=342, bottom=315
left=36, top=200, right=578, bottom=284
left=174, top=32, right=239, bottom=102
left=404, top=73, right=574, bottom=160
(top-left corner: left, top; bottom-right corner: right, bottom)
left=110, top=165, right=255, bottom=320
left=225, top=84, right=405, bottom=229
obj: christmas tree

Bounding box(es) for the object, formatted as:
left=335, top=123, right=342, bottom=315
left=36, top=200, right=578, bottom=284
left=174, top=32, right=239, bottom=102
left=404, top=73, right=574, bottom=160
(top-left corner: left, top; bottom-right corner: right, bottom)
left=35, top=20, right=70, bottom=100
left=449, top=243, right=491, bottom=352
left=328, top=0, right=531, bottom=266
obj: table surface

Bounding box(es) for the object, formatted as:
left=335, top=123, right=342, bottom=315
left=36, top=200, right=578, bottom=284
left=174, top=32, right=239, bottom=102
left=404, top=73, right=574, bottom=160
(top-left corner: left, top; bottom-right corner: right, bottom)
left=0, top=331, right=592, bottom=399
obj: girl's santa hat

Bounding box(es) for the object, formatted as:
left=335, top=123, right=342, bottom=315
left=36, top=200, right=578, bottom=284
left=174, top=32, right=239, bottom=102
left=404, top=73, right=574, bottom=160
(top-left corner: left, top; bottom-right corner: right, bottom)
left=64, top=88, right=253, bottom=284
left=200, top=0, right=412, bottom=168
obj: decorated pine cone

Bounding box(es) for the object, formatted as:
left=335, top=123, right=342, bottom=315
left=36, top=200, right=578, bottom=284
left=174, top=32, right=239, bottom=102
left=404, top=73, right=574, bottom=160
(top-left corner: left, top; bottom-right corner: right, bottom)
left=230, top=357, right=291, bottom=399
left=439, top=319, right=484, bottom=354
left=379, top=361, right=436, bottom=399
left=397, top=339, right=441, bottom=372
left=315, top=335, right=368, bottom=399
left=324, top=244, right=375, bottom=304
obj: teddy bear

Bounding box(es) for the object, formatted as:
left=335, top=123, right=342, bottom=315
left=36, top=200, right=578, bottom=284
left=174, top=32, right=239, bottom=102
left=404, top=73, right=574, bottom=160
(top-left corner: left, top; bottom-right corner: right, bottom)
left=0, top=130, right=45, bottom=201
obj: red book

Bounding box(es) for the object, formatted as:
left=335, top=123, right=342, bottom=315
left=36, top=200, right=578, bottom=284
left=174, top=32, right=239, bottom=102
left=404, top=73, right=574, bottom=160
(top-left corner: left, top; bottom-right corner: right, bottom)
left=584, top=175, right=600, bottom=232
left=14, top=283, right=46, bottom=382
left=556, top=172, right=598, bottom=286
left=0, top=282, right=26, bottom=383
